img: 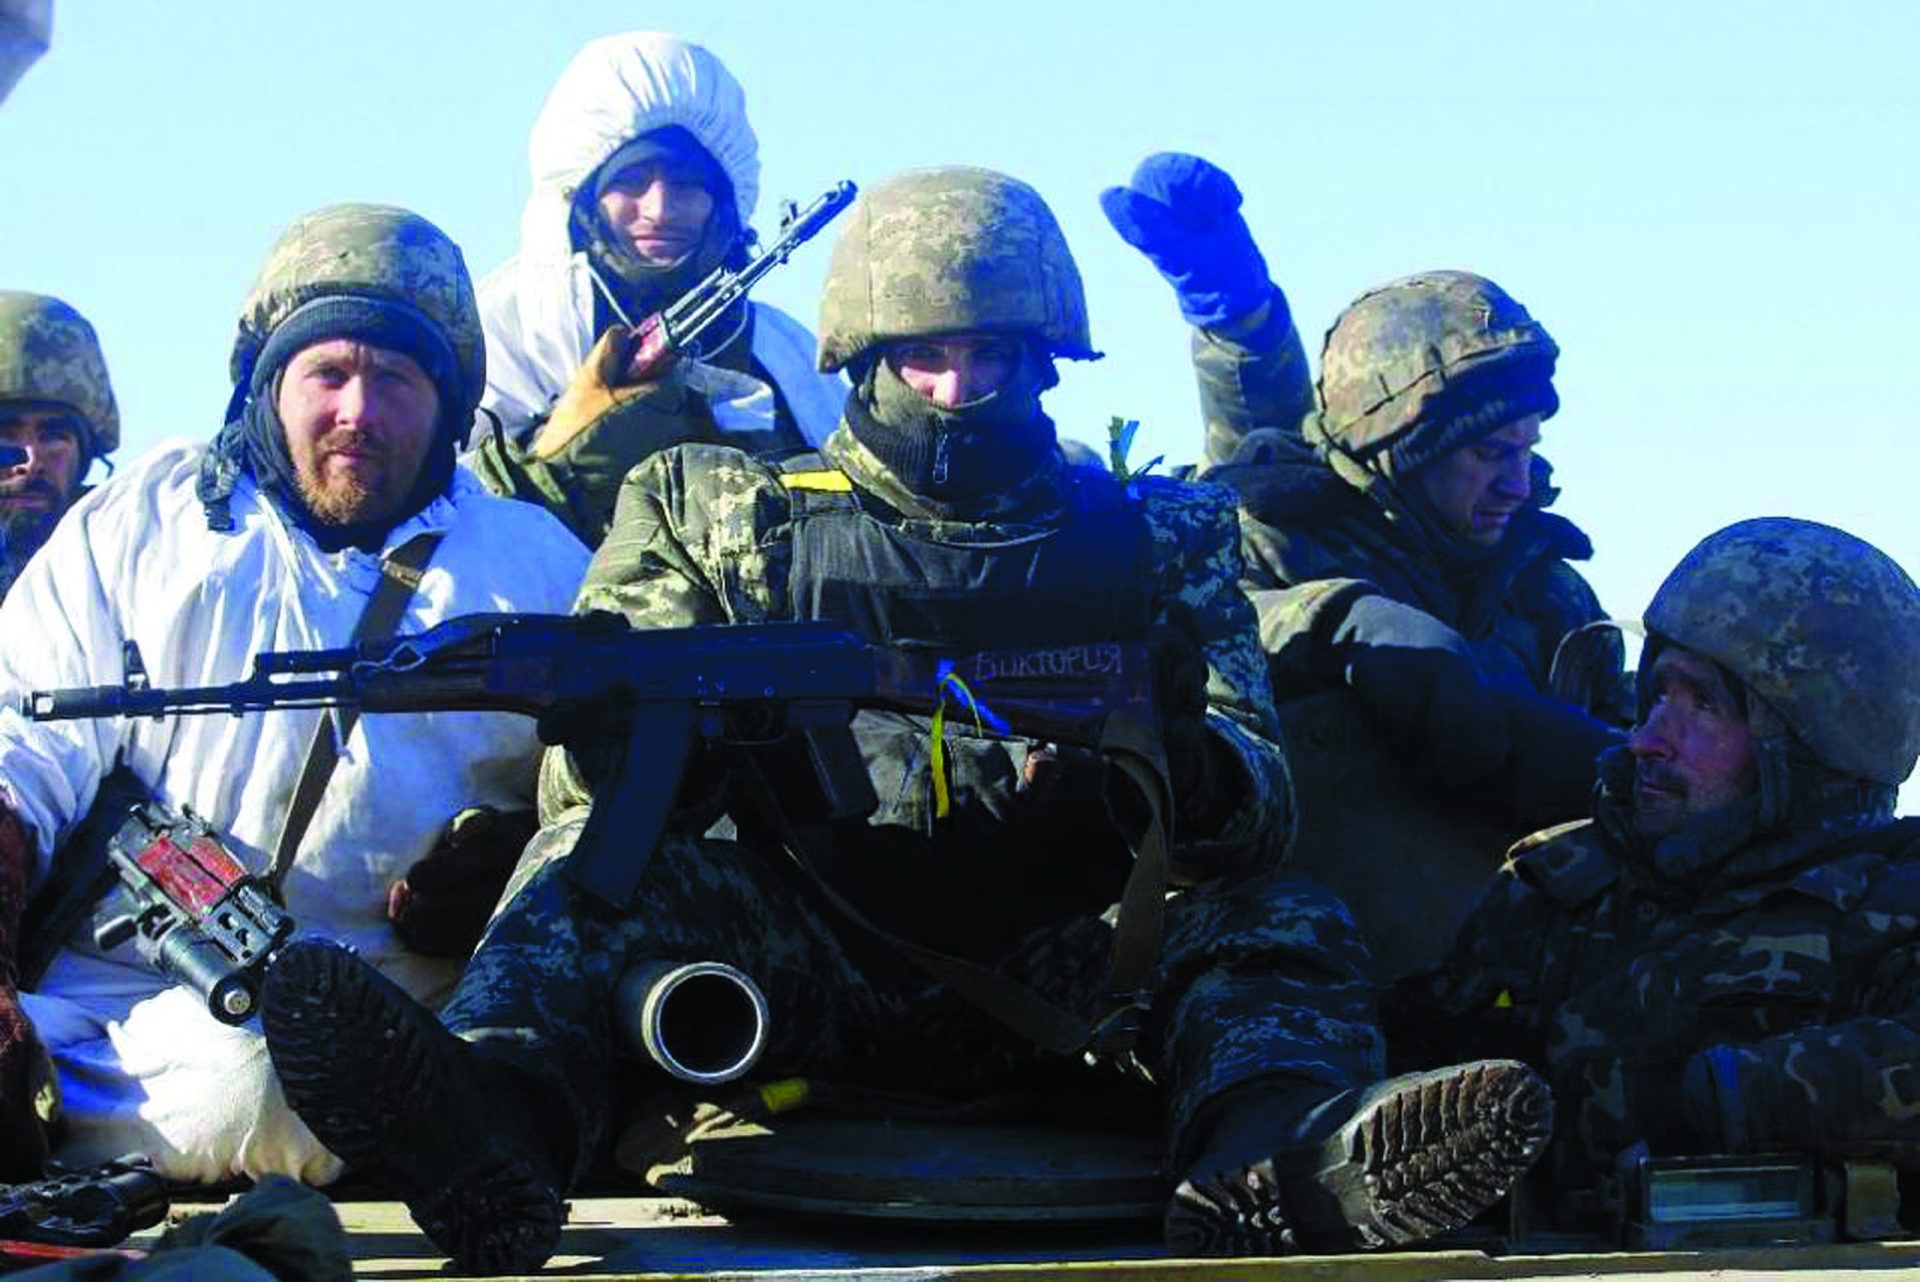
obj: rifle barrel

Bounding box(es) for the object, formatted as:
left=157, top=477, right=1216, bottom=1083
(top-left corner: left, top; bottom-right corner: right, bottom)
left=26, top=677, right=355, bottom=721
left=662, top=180, right=856, bottom=348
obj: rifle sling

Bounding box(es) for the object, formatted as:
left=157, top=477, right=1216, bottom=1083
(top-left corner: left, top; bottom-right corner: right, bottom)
left=1095, top=711, right=1173, bottom=1008
left=737, top=712, right=1173, bottom=1061
left=268, top=533, right=442, bottom=889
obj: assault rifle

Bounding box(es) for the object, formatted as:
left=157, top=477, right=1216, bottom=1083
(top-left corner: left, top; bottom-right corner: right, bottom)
left=622, top=180, right=857, bottom=379
left=27, top=614, right=1153, bottom=910
left=92, top=797, right=294, bottom=1024
left=0, top=1155, right=168, bottom=1248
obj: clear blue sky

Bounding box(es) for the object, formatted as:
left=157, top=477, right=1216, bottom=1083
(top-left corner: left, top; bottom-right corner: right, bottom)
left=4, top=2, right=1915, bottom=793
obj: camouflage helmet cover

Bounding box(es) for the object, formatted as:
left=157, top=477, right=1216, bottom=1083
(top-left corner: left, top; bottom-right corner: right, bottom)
left=229, top=203, right=485, bottom=415
left=816, top=166, right=1097, bottom=373
left=1644, top=517, right=1920, bottom=786
left=0, top=290, right=120, bottom=455
left=1313, top=270, right=1558, bottom=460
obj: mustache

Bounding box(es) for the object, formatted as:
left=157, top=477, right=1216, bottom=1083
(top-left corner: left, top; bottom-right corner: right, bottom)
left=1635, top=761, right=1687, bottom=797
left=317, top=431, right=389, bottom=460
left=623, top=220, right=697, bottom=238
left=0, top=476, right=59, bottom=500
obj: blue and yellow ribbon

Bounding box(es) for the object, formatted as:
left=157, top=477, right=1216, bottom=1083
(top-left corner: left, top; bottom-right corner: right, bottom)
left=928, top=660, right=1012, bottom=818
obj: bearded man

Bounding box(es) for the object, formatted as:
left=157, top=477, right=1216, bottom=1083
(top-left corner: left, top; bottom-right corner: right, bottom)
left=0, top=204, right=588, bottom=1183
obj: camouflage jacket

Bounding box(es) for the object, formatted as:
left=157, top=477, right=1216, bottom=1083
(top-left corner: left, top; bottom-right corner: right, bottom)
left=554, top=421, right=1292, bottom=957
left=1190, top=310, right=1614, bottom=702
left=1190, top=297, right=1317, bottom=473
left=1397, top=807, right=1920, bottom=1188
left=1237, top=463, right=1611, bottom=700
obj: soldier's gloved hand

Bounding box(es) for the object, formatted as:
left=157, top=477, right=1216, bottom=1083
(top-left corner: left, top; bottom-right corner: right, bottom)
left=468, top=328, right=707, bottom=543
left=1330, top=594, right=1510, bottom=786
left=387, top=806, right=539, bottom=958
left=536, top=326, right=693, bottom=457
left=1490, top=689, right=1622, bottom=828
left=1100, top=153, right=1272, bottom=328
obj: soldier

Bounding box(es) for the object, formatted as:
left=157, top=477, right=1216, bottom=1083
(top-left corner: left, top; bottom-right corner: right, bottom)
left=260, top=167, right=1551, bottom=1272
left=467, top=31, right=846, bottom=547
left=0, top=205, right=588, bottom=1183
left=1104, top=155, right=1625, bottom=976
left=0, top=292, right=117, bottom=602
left=1392, top=518, right=1920, bottom=1220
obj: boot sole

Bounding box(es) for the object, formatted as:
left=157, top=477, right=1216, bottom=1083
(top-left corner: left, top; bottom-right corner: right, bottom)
left=1165, top=1059, right=1551, bottom=1256
left=262, top=940, right=565, bottom=1274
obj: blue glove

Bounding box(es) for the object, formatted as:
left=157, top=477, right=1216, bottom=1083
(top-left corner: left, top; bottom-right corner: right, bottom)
left=1100, top=153, right=1271, bottom=327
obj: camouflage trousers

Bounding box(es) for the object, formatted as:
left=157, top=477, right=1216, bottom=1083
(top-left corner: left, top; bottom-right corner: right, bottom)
left=442, top=812, right=1385, bottom=1183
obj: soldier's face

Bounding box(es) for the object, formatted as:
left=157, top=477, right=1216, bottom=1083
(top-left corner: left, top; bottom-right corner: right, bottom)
left=277, top=340, right=440, bottom=527
left=1628, top=646, right=1758, bottom=839
left=1415, top=415, right=1540, bottom=547
left=596, top=160, right=716, bottom=266
left=0, top=403, right=86, bottom=542
left=886, top=334, right=1022, bottom=409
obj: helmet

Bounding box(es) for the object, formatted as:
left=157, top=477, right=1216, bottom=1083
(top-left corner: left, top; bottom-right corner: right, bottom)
left=1644, top=517, right=1920, bottom=786
left=229, top=203, right=485, bottom=420
left=816, top=167, right=1096, bottom=373
left=1311, top=270, right=1558, bottom=473
left=0, top=290, right=119, bottom=456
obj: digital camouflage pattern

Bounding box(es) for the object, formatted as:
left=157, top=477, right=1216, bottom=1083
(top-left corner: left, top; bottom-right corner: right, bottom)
left=431, top=162, right=1366, bottom=1186
left=815, top=168, right=1098, bottom=373
left=566, top=424, right=1290, bottom=863
left=1307, top=271, right=1558, bottom=466
left=0, top=290, right=119, bottom=454
left=230, top=204, right=486, bottom=414
left=445, top=812, right=1382, bottom=1175
left=1645, top=518, right=1920, bottom=787
left=1400, top=811, right=1920, bottom=1198
left=445, top=411, right=1318, bottom=1163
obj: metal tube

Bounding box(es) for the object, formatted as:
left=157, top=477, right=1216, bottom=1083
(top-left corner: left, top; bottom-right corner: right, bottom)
left=614, top=960, right=769, bottom=1085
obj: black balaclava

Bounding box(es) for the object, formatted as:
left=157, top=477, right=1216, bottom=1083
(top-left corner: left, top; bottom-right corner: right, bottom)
left=200, top=295, right=464, bottom=553
left=843, top=342, right=1060, bottom=505
left=572, top=126, right=744, bottom=327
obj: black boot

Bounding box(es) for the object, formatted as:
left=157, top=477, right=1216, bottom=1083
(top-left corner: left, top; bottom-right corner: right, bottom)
left=261, top=939, right=568, bottom=1274
left=1165, top=1059, right=1551, bottom=1255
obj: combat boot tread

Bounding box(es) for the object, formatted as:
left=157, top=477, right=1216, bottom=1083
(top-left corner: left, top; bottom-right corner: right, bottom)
left=262, top=939, right=566, bottom=1275
left=1164, top=1059, right=1551, bottom=1257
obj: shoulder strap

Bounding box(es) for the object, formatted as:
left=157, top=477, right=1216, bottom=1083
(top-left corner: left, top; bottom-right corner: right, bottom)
left=268, top=533, right=443, bottom=887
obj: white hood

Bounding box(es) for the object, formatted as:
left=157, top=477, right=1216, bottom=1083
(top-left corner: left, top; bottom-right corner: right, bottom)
left=476, top=32, right=846, bottom=446
left=518, top=31, right=760, bottom=264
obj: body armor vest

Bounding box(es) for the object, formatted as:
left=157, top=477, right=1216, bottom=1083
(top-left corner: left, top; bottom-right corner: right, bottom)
left=781, top=454, right=1155, bottom=651
left=770, top=454, right=1156, bottom=959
